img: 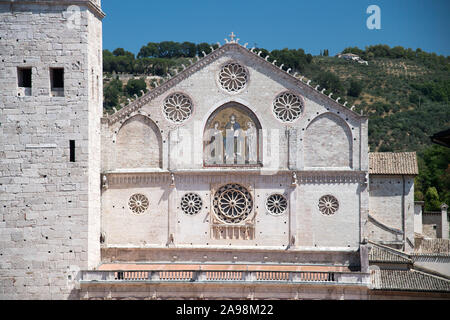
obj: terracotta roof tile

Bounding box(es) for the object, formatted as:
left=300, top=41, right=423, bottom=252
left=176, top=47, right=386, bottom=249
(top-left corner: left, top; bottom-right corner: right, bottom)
left=368, top=242, right=412, bottom=264
left=371, top=269, right=450, bottom=292
left=369, top=152, right=418, bottom=175
left=414, top=239, right=450, bottom=254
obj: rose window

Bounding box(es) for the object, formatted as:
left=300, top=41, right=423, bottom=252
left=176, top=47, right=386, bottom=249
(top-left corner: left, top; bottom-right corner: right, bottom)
left=128, top=194, right=149, bottom=214
left=218, top=62, right=248, bottom=93
left=181, top=193, right=203, bottom=215
left=266, top=194, right=288, bottom=216
left=163, top=93, right=193, bottom=123
left=273, top=92, right=303, bottom=123
left=213, top=183, right=253, bottom=224
left=318, top=195, right=339, bottom=216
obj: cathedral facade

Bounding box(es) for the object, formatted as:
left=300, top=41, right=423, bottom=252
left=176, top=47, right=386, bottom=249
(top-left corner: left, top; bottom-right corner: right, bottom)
left=1, top=0, right=448, bottom=300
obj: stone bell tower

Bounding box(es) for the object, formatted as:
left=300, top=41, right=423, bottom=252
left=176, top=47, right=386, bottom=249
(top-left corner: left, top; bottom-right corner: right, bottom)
left=0, top=0, right=104, bottom=299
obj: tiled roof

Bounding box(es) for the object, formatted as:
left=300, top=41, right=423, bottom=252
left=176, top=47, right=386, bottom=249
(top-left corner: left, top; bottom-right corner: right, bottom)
left=368, top=242, right=412, bottom=264
left=369, top=152, right=419, bottom=175
left=414, top=239, right=450, bottom=254
left=371, top=269, right=450, bottom=292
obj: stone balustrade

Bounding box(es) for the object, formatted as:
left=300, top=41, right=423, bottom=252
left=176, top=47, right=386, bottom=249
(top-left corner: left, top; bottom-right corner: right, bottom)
left=80, top=269, right=370, bottom=286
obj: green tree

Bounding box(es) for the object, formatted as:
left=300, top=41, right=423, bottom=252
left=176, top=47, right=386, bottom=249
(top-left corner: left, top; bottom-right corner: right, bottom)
left=415, top=145, right=450, bottom=208
left=196, top=42, right=211, bottom=56
left=180, top=42, right=197, bottom=57
left=158, top=41, right=181, bottom=58
left=103, top=78, right=123, bottom=111
left=313, top=71, right=345, bottom=95
left=390, top=46, right=406, bottom=58
left=348, top=80, right=364, bottom=97
left=342, top=46, right=364, bottom=57
left=425, top=187, right=441, bottom=211
left=137, top=42, right=159, bottom=58
left=103, top=49, right=114, bottom=73
left=113, top=48, right=134, bottom=59
left=125, top=78, right=147, bottom=97
left=254, top=48, right=269, bottom=59
left=270, top=48, right=311, bottom=73
left=103, top=48, right=135, bottom=73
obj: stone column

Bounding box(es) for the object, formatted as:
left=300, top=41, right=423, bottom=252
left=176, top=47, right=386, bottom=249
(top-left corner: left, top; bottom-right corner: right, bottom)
left=441, top=203, right=449, bottom=240
left=167, top=173, right=177, bottom=247
left=414, top=201, right=424, bottom=235
left=288, top=128, right=298, bottom=170
left=288, top=173, right=298, bottom=248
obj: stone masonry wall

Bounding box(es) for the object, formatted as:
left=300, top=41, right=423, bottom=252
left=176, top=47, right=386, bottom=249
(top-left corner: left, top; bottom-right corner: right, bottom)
left=0, top=2, right=102, bottom=299
left=368, top=175, right=415, bottom=251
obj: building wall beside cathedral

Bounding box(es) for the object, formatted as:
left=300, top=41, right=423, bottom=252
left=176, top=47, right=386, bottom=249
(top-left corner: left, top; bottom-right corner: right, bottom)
left=368, top=175, right=415, bottom=251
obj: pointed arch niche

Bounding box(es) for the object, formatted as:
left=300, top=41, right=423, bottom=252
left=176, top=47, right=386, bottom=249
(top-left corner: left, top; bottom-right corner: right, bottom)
left=115, top=115, right=163, bottom=169
left=203, top=102, right=262, bottom=166
left=304, top=113, right=353, bottom=169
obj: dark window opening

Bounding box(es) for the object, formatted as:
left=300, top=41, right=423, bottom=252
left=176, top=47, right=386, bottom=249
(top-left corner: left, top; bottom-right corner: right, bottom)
left=50, top=68, right=64, bottom=89
left=18, top=67, right=32, bottom=88
left=69, top=140, right=75, bottom=162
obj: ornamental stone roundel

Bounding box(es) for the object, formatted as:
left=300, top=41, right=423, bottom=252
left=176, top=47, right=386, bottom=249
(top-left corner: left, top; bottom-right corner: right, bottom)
left=213, top=183, right=253, bottom=224
left=266, top=193, right=288, bottom=216
left=181, top=193, right=203, bottom=215
left=128, top=193, right=149, bottom=214
left=273, top=91, right=304, bottom=123
left=218, top=62, right=249, bottom=93
left=163, top=92, right=193, bottom=123
left=318, top=195, right=339, bottom=216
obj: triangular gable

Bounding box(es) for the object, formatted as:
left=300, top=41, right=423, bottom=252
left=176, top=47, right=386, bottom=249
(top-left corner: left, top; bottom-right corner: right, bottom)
left=106, top=42, right=364, bottom=125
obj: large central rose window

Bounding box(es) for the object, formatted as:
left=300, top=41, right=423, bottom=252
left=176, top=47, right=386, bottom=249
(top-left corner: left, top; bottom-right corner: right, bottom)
left=213, top=183, right=253, bottom=224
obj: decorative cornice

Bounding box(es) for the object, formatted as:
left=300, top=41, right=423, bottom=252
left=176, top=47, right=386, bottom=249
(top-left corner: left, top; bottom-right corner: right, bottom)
left=104, top=42, right=364, bottom=126
left=296, top=171, right=366, bottom=184
left=104, top=169, right=366, bottom=187
left=105, top=172, right=171, bottom=186
left=0, top=0, right=105, bottom=19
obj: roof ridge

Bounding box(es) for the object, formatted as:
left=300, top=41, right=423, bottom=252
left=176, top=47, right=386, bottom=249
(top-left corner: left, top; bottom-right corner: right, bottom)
left=410, top=269, right=450, bottom=282
left=369, top=151, right=417, bottom=155
left=368, top=240, right=412, bottom=259
left=105, top=40, right=363, bottom=125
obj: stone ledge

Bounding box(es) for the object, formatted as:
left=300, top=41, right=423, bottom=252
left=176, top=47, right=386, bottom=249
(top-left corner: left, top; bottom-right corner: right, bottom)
left=0, top=0, right=105, bottom=19
left=25, top=143, right=57, bottom=149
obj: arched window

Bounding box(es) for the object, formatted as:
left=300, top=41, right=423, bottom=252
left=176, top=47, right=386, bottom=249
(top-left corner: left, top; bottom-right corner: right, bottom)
left=203, top=102, right=262, bottom=166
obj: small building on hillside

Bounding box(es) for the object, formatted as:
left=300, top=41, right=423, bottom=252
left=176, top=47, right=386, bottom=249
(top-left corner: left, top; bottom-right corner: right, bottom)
left=336, top=53, right=369, bottom=65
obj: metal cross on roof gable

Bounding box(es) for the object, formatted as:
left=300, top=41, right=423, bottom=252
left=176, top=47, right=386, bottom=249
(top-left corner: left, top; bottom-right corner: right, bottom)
left=229, top=32, right=236, bottom=42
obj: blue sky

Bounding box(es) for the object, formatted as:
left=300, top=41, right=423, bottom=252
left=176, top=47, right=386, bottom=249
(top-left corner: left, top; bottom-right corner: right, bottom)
left=102, top=0, right=450, bottom=56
